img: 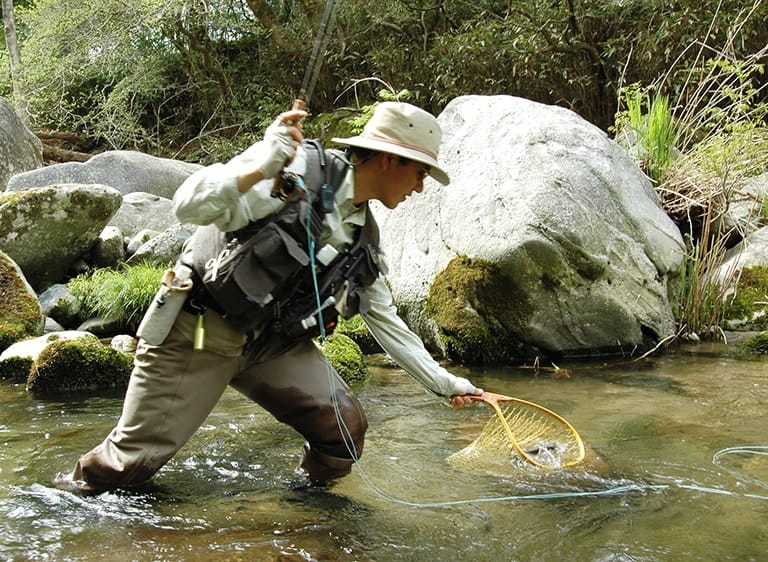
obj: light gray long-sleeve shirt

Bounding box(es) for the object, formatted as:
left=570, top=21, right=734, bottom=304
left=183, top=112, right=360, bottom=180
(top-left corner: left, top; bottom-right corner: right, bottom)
left=173, top=143, right=476, bottom=398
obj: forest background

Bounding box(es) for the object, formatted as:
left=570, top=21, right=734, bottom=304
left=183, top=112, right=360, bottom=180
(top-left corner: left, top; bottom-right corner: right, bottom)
left=2, top=0, right=768, bottom=339
left=1, top=0, right=765, bottom=159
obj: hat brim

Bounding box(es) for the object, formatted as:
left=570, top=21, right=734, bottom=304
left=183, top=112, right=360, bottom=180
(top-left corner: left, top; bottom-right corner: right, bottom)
left=332, top=135, right=450, bottom=185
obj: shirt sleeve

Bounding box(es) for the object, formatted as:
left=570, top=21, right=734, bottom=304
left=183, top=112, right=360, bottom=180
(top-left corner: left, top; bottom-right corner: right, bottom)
left=173, top=141, right=284, bottom=232
left=359, top=276, right=478, bottom=397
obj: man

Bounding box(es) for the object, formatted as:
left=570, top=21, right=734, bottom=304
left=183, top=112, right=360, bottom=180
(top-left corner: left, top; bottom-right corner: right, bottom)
left=63, top=102, right=482, bottom=493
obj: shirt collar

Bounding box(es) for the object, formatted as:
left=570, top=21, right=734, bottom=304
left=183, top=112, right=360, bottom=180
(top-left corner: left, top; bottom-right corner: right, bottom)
left=335, top=168, right=367, bottom=226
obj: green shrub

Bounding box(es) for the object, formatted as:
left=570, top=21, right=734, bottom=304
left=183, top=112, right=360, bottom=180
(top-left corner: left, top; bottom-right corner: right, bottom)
left=616, top=85, right=678, bottom=185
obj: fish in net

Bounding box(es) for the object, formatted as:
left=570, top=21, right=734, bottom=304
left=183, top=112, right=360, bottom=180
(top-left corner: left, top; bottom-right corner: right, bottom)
left=448, top=392, right=585, bottom=471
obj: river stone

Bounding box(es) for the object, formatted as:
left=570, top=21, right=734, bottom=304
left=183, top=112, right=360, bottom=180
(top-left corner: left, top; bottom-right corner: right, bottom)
left=0, top=96, right=43, bottom=190
left=127, top=229, right=160, bottom=256
left=38, top=283, right=81, bottom=329
left=717, top=226, right=768, bottom=286
left=372, top=94, right=685, bottom=361
left=126, top=222, right=197, bottom=266
left=0, top=250, right=45, bottom=353
left=108, top=191, right=178, bottom=241
left=92, top=225, right=126, bottom=268
left=0, top=330, right=97, bottom=363
left=0, top=184, right=123, bottom=290
left=6, top=150, right=203, bottom=200
left=719, top=171, right=768, bottom=241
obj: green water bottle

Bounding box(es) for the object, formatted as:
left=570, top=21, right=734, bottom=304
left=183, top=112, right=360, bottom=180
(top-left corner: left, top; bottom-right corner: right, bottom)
left=194, top=313, right=205, bottom=351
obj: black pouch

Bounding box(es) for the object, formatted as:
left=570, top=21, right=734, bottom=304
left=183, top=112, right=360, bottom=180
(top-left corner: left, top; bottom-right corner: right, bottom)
left=194, top=221, right=311, bottom=333
left=276, top=292, right=340, bottom=340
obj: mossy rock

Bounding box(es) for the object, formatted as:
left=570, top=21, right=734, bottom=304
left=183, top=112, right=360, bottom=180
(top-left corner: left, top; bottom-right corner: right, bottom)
left=0, top=251, right=44, bottom=353
left=722, top=265, right=768, bottom=331
left=425, top=256, right=532, bottom=365
left=26, top=337, right=133, bottom=396
left=318, top=333, right=369, bottom=386
left=739, top=332, right=768, bottom=354
left=335, top=315, right=381, bottom=355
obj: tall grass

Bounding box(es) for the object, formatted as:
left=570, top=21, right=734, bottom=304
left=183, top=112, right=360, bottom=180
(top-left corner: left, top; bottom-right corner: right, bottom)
left=67, top=261, right=168, bottom=329
left=618, top=86, right=678, bottom=186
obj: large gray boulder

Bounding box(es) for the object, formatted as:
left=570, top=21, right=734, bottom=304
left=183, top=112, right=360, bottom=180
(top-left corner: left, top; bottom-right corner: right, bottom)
left=372, top=95, right=685, bottom=362
left=0, top=97, right=43, bottom=190
left=0, top=184, right=123, bottom=290
left=6, top=150, right=202, bottom=199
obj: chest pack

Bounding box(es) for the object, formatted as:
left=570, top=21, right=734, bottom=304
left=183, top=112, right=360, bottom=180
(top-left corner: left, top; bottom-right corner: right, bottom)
left=185, top=139, right=382, bottom=339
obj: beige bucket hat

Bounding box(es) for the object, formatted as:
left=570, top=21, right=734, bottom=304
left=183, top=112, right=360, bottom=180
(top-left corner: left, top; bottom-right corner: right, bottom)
left=332, top=101, right=450, bottom=185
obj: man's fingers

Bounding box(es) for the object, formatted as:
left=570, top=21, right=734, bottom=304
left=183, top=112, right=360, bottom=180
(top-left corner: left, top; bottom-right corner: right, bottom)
left=280, top=109, right=308, bottom=127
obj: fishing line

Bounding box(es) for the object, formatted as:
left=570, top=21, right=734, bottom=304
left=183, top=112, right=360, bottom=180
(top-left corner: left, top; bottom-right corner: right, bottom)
left=303, top=190, right=768, bottom=508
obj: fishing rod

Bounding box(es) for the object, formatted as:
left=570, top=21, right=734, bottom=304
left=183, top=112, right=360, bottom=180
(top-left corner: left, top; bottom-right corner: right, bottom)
left=274, top=0, right=340, bottom=201
left=293, top=0, right=341, bottom=112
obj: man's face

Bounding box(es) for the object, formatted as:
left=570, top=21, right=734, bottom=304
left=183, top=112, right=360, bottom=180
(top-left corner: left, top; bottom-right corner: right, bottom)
left=378, top=155, right=431, bottom=209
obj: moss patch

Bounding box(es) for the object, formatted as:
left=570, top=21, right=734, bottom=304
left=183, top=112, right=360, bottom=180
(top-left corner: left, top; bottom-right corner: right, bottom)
left=425, top=256, right=532, bottom=365
left=335, top=314, right=381, bottom=355
left=26, top=337, right=133, bottom=396
left=722, top=265, right=768, bottom=331
left=0, top=252, right=44, bottom=353
left=739, top=332, right=768, bottom=354
left=318, top=333, right=369, bottom=386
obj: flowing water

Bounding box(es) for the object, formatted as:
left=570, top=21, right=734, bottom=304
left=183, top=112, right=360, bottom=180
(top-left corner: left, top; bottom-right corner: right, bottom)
left=1, top=342, right=767, bottom=561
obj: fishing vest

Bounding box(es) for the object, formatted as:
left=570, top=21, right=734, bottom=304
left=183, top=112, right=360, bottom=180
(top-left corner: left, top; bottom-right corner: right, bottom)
left=184, top=139, right=382, bottom=339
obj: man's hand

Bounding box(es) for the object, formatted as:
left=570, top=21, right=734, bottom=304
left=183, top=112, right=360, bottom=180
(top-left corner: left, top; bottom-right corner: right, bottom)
left=237, top=109, right=307, bottom=193
left=450, top=387, right=484, bottom=409
left=259, top=109, right=307, bottom=178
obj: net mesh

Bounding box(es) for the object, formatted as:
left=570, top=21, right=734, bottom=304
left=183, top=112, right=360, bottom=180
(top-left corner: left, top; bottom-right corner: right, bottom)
left=448, top=399, right=584, bottom=471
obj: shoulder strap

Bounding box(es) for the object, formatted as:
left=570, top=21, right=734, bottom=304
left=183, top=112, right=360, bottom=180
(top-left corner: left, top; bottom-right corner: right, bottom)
left=301, top=139, right=350, bottom=214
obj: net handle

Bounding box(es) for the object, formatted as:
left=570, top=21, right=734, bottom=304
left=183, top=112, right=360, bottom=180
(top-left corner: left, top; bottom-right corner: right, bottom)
left=471, top=391, right=586, bottom=467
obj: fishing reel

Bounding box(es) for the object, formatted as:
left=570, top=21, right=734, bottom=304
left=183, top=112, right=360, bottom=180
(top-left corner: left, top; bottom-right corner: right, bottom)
left=271, top=170, right=307, bottom=203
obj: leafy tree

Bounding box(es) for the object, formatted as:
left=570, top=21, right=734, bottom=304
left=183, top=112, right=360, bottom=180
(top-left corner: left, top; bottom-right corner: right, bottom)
left=4, top=0, right=766, bottom=159
left=1, top=0, right=27, bottom=120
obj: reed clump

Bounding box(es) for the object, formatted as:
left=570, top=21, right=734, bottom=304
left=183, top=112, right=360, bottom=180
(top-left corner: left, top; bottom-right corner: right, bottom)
left=614, top=9, right=768, bottom=341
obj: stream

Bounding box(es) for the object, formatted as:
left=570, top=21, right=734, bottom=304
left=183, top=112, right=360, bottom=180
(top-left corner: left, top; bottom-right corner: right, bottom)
left=1, top=342, right=766, bottom=561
